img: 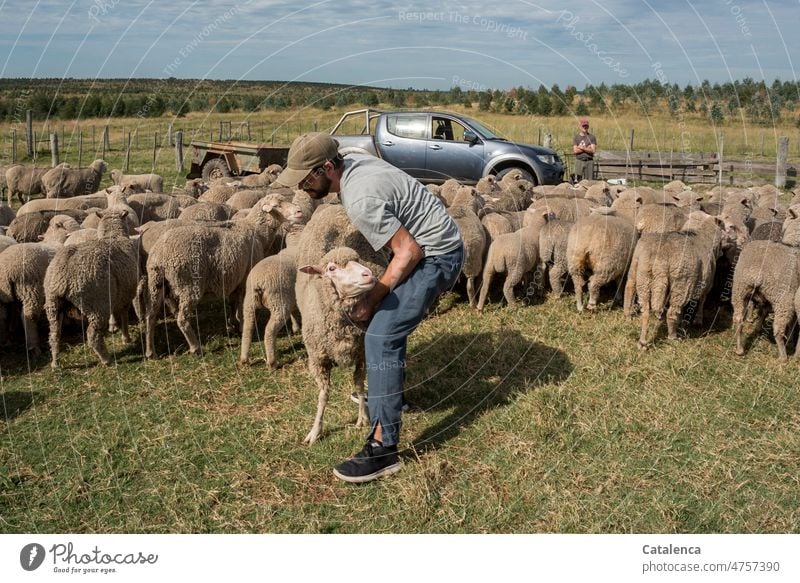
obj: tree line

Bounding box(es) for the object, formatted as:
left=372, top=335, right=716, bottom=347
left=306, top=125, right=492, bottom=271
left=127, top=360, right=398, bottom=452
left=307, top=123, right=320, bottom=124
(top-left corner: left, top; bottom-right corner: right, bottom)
left=0, top=77, right=796, bottom=126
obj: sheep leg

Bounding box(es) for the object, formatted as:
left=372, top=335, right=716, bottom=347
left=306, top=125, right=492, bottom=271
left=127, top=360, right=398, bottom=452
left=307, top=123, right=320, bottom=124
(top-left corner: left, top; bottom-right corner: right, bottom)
left=144, top=283, right=164, bottom=359
left=176, top=300, right=203, bottom=355
left=467, top=276, right=478, bottom=308
left=239, top=291, right=257, bottom=364
left=290, top=312, right=301, bottom=334
left=476, top=264, right=494, bottom=312
left=116, top=309, right=130, bottom=343
left=132, top=276, right=148, bottom=321
left=21, top=306, right=41, bottom=357
left=264, top=308, right=290, bottom=369
left=666, top=304, right=682, bottom=340
left=586, top=274, right=603, bottom=311
left=637, top=288, right=651, bottom=350
left=353, top=360, right=368, bottom=429
left=572, top=272, right=585, bottom=312
left=46, top=300, right=62, bottom=368
left=773, top=313, right=791, bottom=362
left=503, top=272, right=520, bottom=307
left=87, top=314, right=111, bottom=366
left=108, top=313, right=118, bottom=334
left=733, top=305, right=747, bottom=356
left=549, top=265, right=566, bottom=298
left=303, top=358, right=331, bottom=445
left=692, top=290, right=709, bottom=326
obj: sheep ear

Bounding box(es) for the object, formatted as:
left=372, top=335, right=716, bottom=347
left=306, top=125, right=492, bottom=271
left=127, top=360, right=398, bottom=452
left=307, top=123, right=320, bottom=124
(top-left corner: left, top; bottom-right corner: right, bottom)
left=37, top=234, right=44, bottom=241
left=672, top=195, right=680, bottom=202
left=134, top=226, right=144, bottom=233
left=789, top=208, right=798, bottom=220
left=740, top=197, right=752, bottom=209
left=105, top=188, right=112, bottom=194
left=635, top=195, right=643, bottom=206
left=770, top=207, right=779, bottom=217
left=261, top=203, right=277, bottom=213
left=119, top=209, right=128, bottom=218
left=695, top=195, right=704, bottom=203
left=298, top=265, right=322, bottom=276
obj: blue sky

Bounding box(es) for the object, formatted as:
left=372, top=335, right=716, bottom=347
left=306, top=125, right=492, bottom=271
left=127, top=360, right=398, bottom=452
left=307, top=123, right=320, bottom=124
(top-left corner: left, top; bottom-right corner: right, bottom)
left=0, top=0, right=797, bottom=90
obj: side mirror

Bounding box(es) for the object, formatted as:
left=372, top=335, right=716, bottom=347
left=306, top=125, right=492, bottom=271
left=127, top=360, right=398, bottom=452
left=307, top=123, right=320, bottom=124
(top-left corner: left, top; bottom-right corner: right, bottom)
left=463, top=130, right=479, bottom=144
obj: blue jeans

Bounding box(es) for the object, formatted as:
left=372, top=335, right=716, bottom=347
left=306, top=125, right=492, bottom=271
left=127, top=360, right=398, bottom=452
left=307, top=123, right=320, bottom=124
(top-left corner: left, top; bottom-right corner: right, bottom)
left=365, top=244, right=464, bottom=447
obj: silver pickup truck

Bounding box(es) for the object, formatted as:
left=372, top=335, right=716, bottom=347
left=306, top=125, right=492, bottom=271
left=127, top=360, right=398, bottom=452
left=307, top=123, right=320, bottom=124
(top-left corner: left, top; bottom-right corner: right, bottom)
left=332, top=108, right=565, bottom=185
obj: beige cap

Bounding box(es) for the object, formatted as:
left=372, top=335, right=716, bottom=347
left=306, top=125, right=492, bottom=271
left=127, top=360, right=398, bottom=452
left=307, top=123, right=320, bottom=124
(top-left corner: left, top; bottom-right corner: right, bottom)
left=276, top=132, right=340, bottom=187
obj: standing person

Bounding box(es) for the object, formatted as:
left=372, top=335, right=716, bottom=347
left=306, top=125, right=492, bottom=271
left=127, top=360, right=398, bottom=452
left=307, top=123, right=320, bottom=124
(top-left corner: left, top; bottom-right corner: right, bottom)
left=277, top=133, right=464, bottom=483
left=572, top=118, right=597, bottom=182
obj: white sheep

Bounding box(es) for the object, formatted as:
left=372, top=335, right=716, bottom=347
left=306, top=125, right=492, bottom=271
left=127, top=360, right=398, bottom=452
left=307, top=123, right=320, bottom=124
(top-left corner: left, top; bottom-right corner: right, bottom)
left=296, top=247, right=378, bottom=445
left=110, top=169, right=163, bottom=193
left=44, top=210, right=138, bottom=367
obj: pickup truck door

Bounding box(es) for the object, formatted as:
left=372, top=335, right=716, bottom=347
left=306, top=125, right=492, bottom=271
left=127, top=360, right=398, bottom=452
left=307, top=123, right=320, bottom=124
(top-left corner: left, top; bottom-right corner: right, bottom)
left=425, top=115, right=485, bottom=183
left=375, top=114, right=430, bottom=180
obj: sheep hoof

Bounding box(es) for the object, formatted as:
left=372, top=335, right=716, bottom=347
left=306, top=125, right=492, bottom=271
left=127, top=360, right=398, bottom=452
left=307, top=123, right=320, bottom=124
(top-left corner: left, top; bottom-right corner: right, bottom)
left=50, top=361, right=59, bottom=369
left=637, top=340, right=649, bottom=351
left=734, top=348, right=745, bottom=357
left=302, top=430, right=320, bottom=445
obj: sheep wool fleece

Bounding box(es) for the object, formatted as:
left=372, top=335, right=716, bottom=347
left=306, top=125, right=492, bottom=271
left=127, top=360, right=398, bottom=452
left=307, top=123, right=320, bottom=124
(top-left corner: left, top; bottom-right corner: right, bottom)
left=338, top=154, right=463, bottom=447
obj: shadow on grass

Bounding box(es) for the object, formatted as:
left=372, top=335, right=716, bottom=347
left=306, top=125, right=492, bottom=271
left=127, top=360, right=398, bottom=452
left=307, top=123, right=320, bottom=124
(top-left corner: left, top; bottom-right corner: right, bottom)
left=0, top=390, right=39, bottom=421
left=406, top=330, right=572, bottom=454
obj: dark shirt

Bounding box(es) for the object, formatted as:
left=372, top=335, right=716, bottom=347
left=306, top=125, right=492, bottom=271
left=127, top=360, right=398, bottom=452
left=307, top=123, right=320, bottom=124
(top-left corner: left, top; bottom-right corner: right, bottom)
left=573, top=132, right=597, bottom=161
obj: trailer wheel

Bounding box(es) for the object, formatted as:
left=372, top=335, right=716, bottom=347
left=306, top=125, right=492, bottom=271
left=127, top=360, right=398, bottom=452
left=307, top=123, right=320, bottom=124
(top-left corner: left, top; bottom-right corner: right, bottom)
left=202, top=158, right=231, bottom=182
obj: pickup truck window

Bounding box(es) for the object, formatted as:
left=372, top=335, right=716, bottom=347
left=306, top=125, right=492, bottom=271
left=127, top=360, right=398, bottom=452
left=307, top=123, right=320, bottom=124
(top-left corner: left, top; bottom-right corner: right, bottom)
left=387, top=114, right=428, bottom=140
left=432, top=117, right=468, bottom=141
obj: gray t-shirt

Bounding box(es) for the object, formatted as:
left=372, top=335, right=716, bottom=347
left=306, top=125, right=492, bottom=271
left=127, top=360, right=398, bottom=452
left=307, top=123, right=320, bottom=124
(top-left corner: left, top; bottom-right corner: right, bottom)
left=338, top=155, right=462, bottom=256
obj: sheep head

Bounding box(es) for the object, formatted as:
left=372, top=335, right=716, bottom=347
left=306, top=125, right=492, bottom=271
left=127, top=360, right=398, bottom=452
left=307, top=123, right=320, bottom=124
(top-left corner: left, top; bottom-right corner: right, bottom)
left=298, top=247, right=376, bottom=300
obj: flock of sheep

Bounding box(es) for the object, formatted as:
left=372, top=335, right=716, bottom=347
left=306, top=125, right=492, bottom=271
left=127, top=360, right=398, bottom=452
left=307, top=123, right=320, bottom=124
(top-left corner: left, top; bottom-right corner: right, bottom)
left=426, top=170, right=800, bottom=360
left=0, top=157, right=799, bottom=441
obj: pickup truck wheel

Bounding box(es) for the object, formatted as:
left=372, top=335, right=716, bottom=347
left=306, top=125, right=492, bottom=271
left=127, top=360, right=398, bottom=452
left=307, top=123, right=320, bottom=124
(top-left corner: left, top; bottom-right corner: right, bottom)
left=202, top=158, right=231, bottom=182
left=495, top=167, right=535, bottom=185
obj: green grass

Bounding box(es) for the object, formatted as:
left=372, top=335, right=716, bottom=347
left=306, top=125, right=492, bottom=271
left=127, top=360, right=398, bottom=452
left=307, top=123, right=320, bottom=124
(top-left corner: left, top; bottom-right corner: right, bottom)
left=1, top=289, right=798, bottom=533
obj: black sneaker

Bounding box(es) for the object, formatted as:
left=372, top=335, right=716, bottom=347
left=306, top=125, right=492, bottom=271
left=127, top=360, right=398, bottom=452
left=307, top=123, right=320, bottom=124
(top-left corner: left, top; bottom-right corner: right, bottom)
left=333, top=440, right=401, bottom=483
left=350, top=392, right=410, bottom=412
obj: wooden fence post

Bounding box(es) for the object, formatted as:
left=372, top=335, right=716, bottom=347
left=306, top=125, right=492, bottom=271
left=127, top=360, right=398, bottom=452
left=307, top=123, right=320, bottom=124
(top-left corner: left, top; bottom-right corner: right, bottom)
left=168, top=123, right=173, bottom=147
left=718, top=133, right=724, bottom=186
left=32, top=129, right=36, bottom=163
left=103, top=125, right=109, bottom=151
left=537, top=127, right=542, bottom=146
left=124, top=132, right=131, bottom=172
left=629, top=128, right=635, bottom=152
left=134, top=127, right=139, bottom=148
left=78, top=129, right=83, bottom=168
left=152, top=132, right=158, bottom=171
left=776, top=136, right=789, bottom=188
left=175, top=130, right=184, bottom=173
left=26, top=110, right=33, bottom=158
left=50, top=133, right=59, bottom=167
left=11, top=129, right=16, bottom=163
left=92, top=125, right=96, bottom=151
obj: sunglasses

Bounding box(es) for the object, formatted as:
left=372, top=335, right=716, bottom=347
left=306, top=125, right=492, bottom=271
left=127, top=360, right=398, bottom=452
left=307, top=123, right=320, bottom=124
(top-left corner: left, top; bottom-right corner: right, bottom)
left=300, top=164, right=327, bottom=191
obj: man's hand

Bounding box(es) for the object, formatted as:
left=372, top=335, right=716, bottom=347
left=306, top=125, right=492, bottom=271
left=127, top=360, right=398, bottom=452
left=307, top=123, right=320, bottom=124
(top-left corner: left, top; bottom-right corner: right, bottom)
left=350, top=284, right=387, bottom=322
left=350, top=226, right=424, bottom=322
